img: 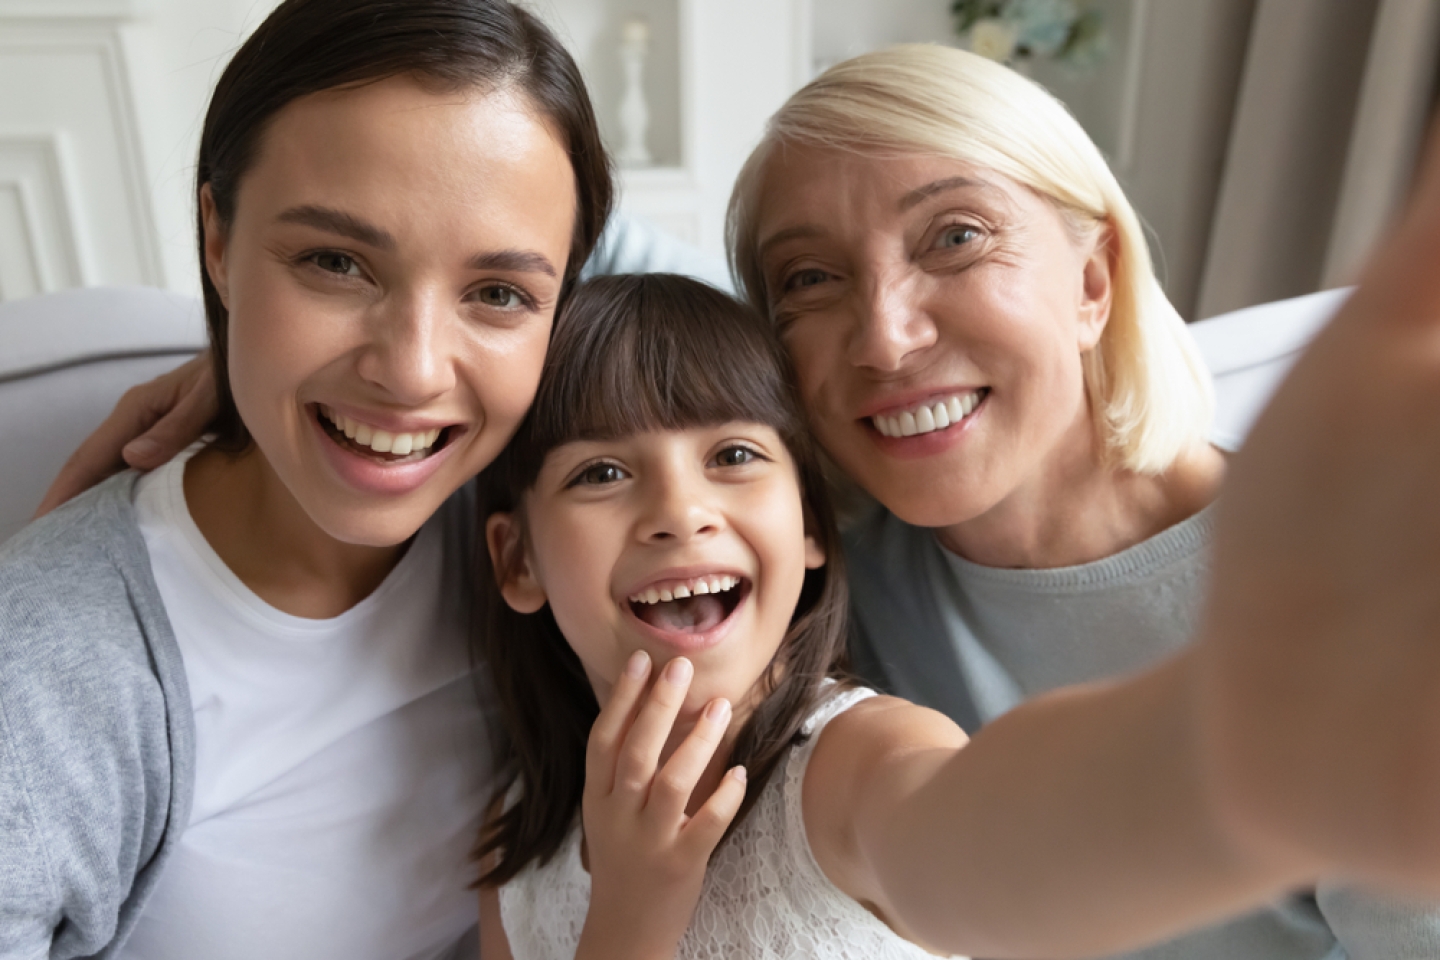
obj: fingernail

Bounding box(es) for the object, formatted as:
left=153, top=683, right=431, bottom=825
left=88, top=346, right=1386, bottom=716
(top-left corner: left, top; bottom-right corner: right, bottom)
left=705, top=698, right=731, bottom=723
left=664, top=657, right=693, bottom=684
left=123, top=439, right=159, bottom=463
left=730, top=765, right=747, bottom=784
left=625, top=650, right=650, bottom=679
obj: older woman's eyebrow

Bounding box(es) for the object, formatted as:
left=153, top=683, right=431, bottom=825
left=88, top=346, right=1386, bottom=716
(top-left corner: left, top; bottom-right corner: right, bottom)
left=276, top=205, right=395, bottom=250
left=898, top=176, right=990, bottom=211
left=467, top=250, right=557, bottom=277
left=757, top=225, right=824, bottom=260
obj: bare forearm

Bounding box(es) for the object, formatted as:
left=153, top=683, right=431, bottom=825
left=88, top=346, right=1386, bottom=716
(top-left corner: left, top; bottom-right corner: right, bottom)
left=862, top=655, right=1318, bottom=958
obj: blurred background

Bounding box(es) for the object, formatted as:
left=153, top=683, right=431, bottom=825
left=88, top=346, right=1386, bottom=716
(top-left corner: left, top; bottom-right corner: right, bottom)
left=0, top=0, right=1435, bottom=321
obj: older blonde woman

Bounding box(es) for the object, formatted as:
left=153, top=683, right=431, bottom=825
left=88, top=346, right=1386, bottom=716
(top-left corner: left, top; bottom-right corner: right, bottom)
left=727, top=45, right=1440, bottom=960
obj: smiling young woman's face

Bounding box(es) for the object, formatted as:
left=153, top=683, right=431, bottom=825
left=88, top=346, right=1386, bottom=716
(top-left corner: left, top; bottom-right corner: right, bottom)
left=752, top=144, right=1113, bottom=533
left=202, top=75, right=576, bottom=548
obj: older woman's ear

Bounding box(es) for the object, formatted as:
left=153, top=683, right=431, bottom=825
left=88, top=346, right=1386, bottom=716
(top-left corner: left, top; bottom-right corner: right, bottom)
left=1075, top=222, right=1116, bottom=352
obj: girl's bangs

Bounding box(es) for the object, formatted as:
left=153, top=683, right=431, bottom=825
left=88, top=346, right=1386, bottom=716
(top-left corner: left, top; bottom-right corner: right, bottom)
left=523, top=274, right=805, bottom=468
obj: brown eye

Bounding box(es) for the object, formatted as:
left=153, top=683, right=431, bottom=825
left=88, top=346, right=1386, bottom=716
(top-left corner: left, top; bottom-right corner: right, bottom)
left=476, top=284, right=523, bottom=308
left=312, top=252, right=360, bottom=275
left=571, top=462, right=627, bottom=487
left=712, top=445, right=759, bottom=468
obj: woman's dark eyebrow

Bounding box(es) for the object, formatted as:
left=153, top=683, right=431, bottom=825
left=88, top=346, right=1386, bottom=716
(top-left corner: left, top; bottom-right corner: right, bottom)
left=898, top=176, right=988, bottom=211
left=276, top=205, right=395, bottom=250
left=275, top=206, right=555, bottom=277
left=467, top=250, right=557, bottom=277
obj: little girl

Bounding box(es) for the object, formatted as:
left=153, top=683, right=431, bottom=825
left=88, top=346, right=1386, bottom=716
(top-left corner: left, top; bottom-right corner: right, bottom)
left=473, top=274, right=1316, bottom=960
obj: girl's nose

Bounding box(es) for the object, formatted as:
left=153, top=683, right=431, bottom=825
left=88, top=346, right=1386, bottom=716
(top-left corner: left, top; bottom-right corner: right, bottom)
left=355, top=291, right=458, bottom=404
left=848, top=271, right=938, bottom=371
left=637, top=467, right=722, bottom=544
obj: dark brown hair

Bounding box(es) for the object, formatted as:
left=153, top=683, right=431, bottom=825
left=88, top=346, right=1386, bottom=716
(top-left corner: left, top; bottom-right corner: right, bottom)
left=197, top=0, right=613, bottom=449
left=475, top=274, right=852, bottom=885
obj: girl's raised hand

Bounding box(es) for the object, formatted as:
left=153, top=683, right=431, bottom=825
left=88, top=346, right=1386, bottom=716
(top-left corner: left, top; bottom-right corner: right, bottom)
left=577, top=651, right=747, bottom=960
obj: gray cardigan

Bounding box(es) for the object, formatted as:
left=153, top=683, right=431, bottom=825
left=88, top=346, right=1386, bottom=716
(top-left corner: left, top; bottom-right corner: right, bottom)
left=0, top=473, right=193, bottom=960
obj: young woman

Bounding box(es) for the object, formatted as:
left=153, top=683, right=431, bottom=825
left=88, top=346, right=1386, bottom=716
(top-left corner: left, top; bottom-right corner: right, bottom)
left=725, top=45, right=1440, bottom=957
left=0, top=1, right=609, bottom=957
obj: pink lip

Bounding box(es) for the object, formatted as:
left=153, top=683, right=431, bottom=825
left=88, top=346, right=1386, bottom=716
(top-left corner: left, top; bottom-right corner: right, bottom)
left=620, top=571, right=751, bottom=655
left=308, top=404, right=461, bottom=497
left=861, top=390, right=988, bottom=461
left=320, top=400, right=459, bottom=435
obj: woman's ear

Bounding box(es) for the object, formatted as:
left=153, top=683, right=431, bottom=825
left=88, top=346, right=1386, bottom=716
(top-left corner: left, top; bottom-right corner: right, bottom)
left=1076, top=221, right=1116, bottom=351
left=199, top=183, right=231, bottom=308
left=485, top=512, right=548, bottom=614
left=803, top=533, right=826, bottom=570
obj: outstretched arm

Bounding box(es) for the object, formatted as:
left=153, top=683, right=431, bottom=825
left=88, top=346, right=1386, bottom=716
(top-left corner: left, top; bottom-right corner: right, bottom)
left=1195, top=119, right=1440, bottom=897
left=808, top=658, right=1314, bottom=960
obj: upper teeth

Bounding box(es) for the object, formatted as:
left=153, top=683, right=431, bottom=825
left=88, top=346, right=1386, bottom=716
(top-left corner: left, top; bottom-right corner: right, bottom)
left=629, top=575, right=740, bottom=605
left=321, top=405, right=442, bottom=456
left=872, top=392, right=982, bottom=439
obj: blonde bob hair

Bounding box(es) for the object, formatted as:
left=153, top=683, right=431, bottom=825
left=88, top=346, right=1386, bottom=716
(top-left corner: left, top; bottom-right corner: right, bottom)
left=727, top=44, right=1213, bottom=475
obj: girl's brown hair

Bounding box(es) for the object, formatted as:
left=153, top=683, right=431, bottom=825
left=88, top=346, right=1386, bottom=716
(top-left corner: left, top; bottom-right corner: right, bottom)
left=197, top=0, right=613, bottom=451
left=475, top=274, right=851, bottom=885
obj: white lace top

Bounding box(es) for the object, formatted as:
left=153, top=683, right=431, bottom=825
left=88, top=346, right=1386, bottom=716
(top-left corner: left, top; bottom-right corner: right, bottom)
left=498, top=686, right=961, bottom=959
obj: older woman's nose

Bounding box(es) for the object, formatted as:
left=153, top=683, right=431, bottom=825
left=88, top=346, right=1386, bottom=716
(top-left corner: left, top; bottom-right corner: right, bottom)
left=848, top=273, right=938, bottom=371
left=356, top=291, right=458, bottom=404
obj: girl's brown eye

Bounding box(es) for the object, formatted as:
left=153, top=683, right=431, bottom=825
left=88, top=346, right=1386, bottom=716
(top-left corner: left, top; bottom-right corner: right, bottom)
left=573, top=462, right=627, bottom=487
left=713, top=445, right=759, bottom=468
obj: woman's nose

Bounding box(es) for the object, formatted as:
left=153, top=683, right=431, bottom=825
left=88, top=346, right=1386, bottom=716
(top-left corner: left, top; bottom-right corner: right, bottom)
left=356, top=291, right=458, bottom=404
left=848, top=271, right=938, bottom=371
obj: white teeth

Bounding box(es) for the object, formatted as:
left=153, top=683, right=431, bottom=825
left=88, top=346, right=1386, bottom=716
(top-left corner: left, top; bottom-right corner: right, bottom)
left=872, top=392, right=984, bottom=439
left=320, top=405, right=443, bottom=458
left=629, top=575, right=741, bottom=605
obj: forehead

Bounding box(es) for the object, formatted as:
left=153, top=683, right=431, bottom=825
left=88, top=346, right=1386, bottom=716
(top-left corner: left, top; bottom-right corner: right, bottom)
left=753, top=145, right=1028, bottom=247
left=235, top=76, right=576, bottom=253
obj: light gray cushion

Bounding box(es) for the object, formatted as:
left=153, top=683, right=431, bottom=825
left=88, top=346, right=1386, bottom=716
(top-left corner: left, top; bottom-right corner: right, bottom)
left=0, top=286, right=205, bottom=544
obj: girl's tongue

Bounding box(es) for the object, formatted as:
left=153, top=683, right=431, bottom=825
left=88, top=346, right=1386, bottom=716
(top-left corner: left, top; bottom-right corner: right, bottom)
left=634, top=594, right=729, bottom=633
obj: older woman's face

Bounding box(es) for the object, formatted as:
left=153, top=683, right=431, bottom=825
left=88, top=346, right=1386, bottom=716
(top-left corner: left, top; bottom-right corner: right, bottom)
left=753, top=145, right=1113, bottom=530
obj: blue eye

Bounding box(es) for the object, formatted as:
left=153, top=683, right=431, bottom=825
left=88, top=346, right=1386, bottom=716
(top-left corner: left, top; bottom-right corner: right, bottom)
left=782, top=268, right=829, bottom=292
left=937, top=225, right=981, bottom=248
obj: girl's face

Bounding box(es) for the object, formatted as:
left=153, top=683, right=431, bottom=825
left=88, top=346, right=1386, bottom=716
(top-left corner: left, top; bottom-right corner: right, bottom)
left=202, top=76, right=576, bottom=547
left=490, top=423, right=825, bottom=716
left=752, top=145, right=1113, bottom=531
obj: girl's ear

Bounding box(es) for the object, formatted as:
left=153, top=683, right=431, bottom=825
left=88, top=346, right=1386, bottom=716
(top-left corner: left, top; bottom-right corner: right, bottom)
left=485, top=512, right=548, bottom=614
left=803, top=533, right=825, bottom=570
left=199, top=183, right=230, bottom=308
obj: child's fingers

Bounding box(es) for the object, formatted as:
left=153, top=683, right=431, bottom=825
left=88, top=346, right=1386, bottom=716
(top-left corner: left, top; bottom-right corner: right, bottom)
left=586, top=650, right=652, bottom=794
left=679, top=766, right=748, bottom=860
left=648, top=697, right=732, bottom=823
left=612, top=657, right=693, bottom=800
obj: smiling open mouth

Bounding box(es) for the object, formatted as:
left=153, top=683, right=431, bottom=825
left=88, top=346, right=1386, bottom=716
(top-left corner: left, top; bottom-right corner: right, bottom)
left=871, top=388, right=988, bottom=438
left=316, top=404, right=453, bottom=464
left=628, top=575, right=748, bottom=633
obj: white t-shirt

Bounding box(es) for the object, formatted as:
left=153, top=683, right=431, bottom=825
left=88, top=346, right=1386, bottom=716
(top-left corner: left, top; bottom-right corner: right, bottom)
left=121, top=450, right=494, bottom=960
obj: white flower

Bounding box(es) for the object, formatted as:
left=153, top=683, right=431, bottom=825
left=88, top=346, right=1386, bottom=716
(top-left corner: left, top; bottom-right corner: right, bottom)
left=969, top=17, right=1019, bottom=62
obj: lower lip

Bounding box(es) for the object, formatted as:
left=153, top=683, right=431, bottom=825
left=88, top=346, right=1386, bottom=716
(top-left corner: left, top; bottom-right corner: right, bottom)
left=309, top=407, right=458, bottom=497
left=622, top=588, right=746, bottom=655
left=865, top=395, right=985, bottom=460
